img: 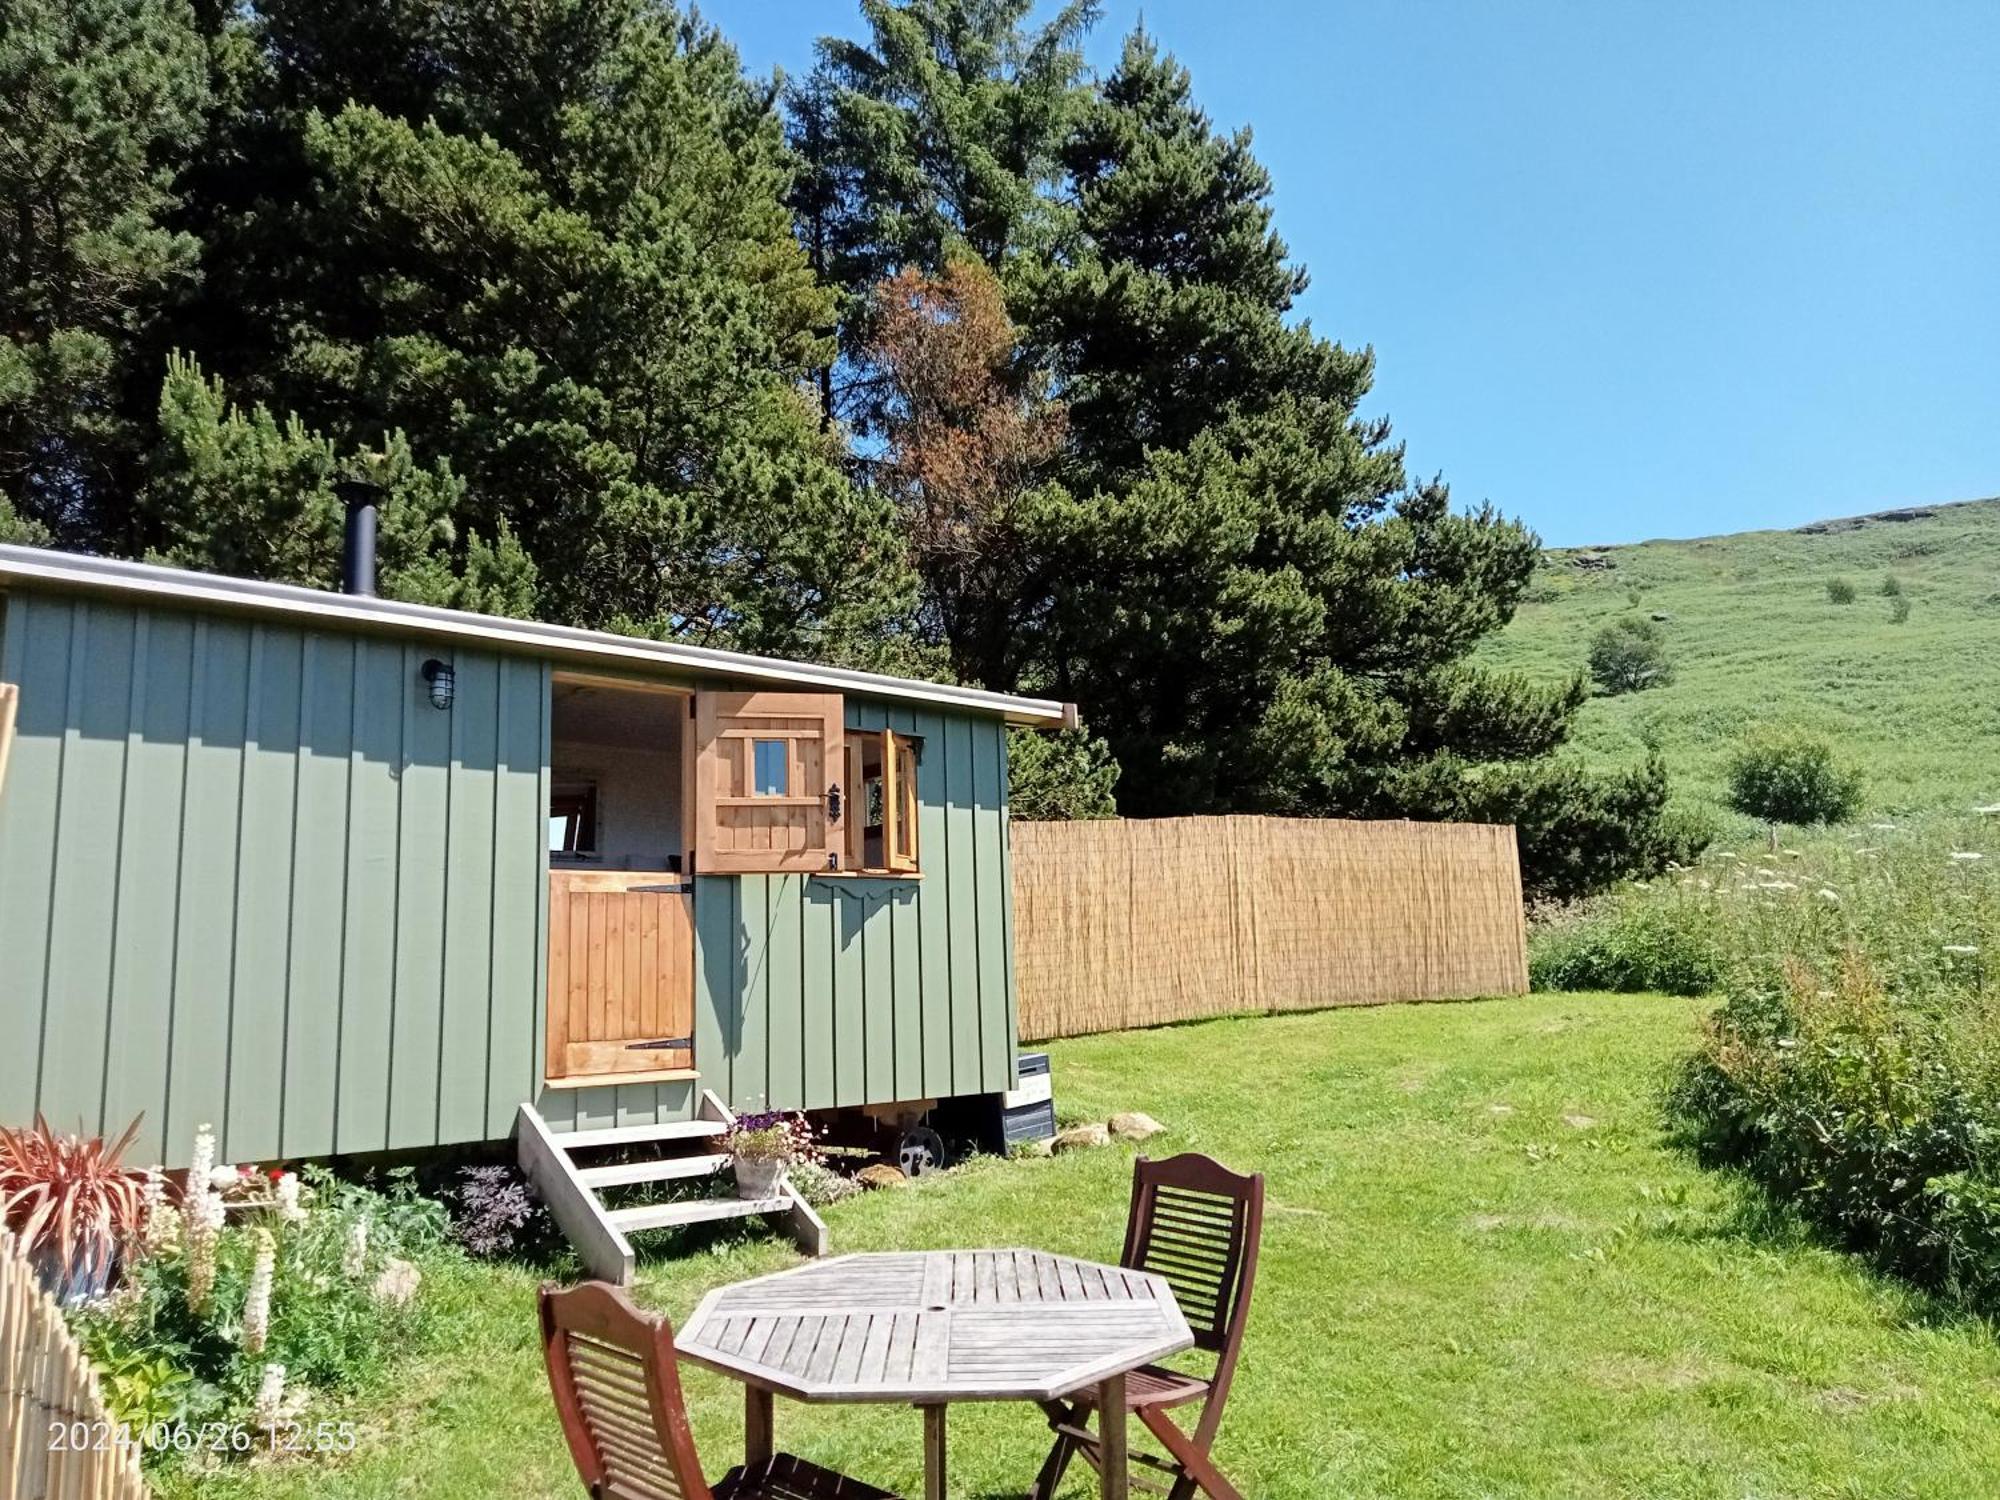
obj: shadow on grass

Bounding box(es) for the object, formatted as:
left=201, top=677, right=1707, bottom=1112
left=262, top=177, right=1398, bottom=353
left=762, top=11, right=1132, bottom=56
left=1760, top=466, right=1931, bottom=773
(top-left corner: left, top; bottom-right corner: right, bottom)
left=1648, top=1132, right=1996, bottom=1337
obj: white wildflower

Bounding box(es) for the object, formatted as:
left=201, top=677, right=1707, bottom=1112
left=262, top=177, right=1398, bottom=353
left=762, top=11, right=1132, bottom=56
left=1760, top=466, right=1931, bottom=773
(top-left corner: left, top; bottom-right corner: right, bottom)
left=1974, top=804, right=2000, bottom=816
left=208, top=1164, right=240, bottom=1191
left=1855, top=847, right=1881, bottom=856
left=252, top=1363, right=289, bottom=1431
left=1817, top=888, right=1841, bottom=903
left=342, top=1217, right=369, bottom=1279
left=274, top=1171, right=305, bottom=1224
left=1870, top=822, right=1898, bottom=831
left=243, top=1228, right=275, bottom=1355
left=1944, top=945, right=1980, bottom=956
left=1950, top=851, right=1985, bottom=863
left=1711, top=851, right=1739, bottom=861
left=186, top=1190, right=226, bottom=1314
left=371, top=1256, right=422, bottom=1308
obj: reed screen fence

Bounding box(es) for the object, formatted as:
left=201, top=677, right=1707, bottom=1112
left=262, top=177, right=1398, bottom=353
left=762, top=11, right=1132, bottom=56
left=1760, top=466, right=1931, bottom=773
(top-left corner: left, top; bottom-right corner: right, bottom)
left=1011, top=816, right=1528, bottom=1042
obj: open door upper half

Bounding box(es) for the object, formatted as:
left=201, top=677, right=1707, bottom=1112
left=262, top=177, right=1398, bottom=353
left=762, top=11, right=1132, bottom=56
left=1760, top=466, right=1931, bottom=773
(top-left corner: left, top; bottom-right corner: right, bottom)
left=691, top=691, right=845, bottom=874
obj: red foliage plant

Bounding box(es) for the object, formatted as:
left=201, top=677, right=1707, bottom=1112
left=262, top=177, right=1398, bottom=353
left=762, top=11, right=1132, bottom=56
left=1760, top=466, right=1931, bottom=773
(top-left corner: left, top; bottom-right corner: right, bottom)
left=0, top=1114, right=148, bottom=1285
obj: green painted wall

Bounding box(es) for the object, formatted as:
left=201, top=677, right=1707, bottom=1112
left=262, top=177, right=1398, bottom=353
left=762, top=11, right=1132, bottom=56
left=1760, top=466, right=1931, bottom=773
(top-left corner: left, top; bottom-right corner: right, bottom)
left=0, top=588, right=548, bottom=1168
left=532, top=697, right=1019, bottom=1132
left=1, top=587, right=1020, bottom=1160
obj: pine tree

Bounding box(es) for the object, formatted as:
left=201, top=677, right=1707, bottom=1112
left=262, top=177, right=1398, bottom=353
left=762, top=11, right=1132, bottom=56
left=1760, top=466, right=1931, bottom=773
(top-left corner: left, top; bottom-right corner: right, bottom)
left=1008, top=29, right=1651, bottom=896
left=790, top=0, right=1098, bottom=431
left=0, top=0, right=207, bottom=538
left=143, top=354, right=536, bottom=613
left=863, top=257, right=1066, bottom=689
left=1024, top=26, right=1333, bottom=483
left=137, top=0, right=915, bottom=661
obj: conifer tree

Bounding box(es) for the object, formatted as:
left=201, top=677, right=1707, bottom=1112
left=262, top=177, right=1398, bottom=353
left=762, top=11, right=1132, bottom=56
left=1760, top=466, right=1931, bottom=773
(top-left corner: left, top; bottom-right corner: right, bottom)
left=0, top=0, right=207, bottom=538
left=141, top=0, right=917, bottom=661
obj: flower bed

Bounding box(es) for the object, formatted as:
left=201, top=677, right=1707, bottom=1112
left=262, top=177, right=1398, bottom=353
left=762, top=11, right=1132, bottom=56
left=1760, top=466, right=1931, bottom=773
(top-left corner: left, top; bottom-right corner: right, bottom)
left=59, top=1126, right=451, bottom=1467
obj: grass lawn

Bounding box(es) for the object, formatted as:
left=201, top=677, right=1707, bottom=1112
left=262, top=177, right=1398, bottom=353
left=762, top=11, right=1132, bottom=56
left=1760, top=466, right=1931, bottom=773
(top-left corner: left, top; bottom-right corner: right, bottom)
left=168, top=992, right=2000, bottom=1499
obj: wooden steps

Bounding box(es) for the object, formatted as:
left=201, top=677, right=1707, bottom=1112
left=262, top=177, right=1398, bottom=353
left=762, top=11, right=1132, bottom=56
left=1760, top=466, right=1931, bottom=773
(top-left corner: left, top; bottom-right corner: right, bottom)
left=515, top=1090, right=827, bottom=1284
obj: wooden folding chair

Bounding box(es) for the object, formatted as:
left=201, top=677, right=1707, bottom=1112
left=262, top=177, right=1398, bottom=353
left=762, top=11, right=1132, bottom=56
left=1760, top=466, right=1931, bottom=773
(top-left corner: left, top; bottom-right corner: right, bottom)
left=541, top=1280, right=903, bottom=1500
left=1029, top=1153, right=1265, bottom=1500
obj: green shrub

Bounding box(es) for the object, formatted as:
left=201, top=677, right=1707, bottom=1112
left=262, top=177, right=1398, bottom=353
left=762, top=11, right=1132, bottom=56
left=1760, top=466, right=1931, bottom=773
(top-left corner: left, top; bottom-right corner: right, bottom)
left=1724, top=729, right=1863, bottom=825
left=1530, top=891, right=1722, bottom=996
left=1879, top=573, right=1903, bottom=597
left=1826, top=577, right=1857, bottom=604
left=1427, top=752, right=1694, bottom=903
left=1890, top=594, right=1912, bottom=624
left=1587, top=616, right=1672, bottom=695
left=1008, top=725, right=1120, bottom=820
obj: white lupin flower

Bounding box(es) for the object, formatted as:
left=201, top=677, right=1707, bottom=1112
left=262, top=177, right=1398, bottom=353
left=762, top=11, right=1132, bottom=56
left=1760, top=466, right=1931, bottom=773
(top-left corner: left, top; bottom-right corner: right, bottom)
left=243, top=1228, right=276, bottom=1354
left=139, top=1168, right=175, bottom=1256
left=209, top=1164, right=241, bottom=1191
left=342, top=1217, right=370, bottom=1279
left=188, top=1124, right=216, bottom=1194
left=186, top=1190, right=226, bottom=1314
left=274, top=1171, right=305, bottom=1224
left=253, top=1363, right=289, bottom=1431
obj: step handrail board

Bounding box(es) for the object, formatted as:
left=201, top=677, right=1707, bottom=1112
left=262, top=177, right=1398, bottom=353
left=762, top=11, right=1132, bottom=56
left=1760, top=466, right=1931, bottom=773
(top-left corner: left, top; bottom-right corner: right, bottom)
left=515, top=1103, right=633, bottom=1284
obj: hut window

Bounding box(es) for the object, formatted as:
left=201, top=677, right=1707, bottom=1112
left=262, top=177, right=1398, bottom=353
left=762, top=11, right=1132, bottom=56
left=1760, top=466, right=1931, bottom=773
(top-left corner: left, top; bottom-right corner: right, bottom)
left=751, top=738, right=789, bottom=796
left=846, top=729, right=921, bottom=875
left=549, top=783, right=598, bottom=856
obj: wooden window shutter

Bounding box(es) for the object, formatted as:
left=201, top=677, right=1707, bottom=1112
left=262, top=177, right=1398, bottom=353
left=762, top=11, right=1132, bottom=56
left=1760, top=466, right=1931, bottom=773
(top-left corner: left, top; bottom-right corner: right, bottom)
left=888, top=733, right=919, bottom=872
left=692, top=691, right=845, bottom=873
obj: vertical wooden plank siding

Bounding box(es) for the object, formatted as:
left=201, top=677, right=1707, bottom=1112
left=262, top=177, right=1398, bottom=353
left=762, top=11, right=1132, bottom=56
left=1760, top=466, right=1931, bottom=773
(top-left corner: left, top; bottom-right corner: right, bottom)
left=0, top=590, right=1021, bottom=1161
left=0, top=590, right=545, bottom=1168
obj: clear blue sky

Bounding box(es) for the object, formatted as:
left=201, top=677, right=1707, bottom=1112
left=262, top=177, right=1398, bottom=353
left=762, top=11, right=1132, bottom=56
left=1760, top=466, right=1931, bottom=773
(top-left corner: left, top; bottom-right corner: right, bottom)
left=714, top=1, right=1999, bottom=547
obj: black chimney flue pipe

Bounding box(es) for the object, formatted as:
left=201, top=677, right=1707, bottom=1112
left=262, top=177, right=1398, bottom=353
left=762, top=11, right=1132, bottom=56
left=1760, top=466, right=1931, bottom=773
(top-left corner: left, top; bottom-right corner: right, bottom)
left=334, top=478, right=379, bottom=596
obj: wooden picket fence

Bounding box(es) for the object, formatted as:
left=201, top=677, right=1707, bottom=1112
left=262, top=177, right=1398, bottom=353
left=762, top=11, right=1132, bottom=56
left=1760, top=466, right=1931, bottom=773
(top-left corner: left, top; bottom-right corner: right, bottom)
left=1011, top=815, right=1529, bottom=1042
left=1, top=1230, right=149, bottom=1500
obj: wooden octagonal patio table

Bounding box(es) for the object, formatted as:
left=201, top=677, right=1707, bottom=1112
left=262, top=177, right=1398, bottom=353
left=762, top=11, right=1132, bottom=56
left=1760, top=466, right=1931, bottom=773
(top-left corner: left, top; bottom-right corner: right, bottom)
left=677, top=1248, right=1194, bottom=1500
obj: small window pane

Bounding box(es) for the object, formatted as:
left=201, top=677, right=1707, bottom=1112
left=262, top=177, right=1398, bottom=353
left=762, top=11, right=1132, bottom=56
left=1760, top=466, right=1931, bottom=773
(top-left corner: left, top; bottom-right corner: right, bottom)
left=549, top=785, right=597, bottom=854
left=752, top=738, right=789, bottom=796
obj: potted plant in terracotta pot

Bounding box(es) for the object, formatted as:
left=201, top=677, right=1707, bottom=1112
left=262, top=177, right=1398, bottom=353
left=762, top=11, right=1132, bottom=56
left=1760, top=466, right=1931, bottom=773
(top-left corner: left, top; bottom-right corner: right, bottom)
left=724, top=1111, right=813, bottom=1200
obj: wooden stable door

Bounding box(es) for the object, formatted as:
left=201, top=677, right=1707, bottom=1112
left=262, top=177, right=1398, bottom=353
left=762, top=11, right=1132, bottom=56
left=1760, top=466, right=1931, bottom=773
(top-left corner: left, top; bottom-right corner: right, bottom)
left=546, top=870, right=695, bottom=1081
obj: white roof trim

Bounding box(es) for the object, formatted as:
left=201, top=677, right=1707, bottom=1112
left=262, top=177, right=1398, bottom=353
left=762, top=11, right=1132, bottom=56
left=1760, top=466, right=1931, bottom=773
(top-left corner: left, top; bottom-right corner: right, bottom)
left=0, top=545, right=1070, bottom=727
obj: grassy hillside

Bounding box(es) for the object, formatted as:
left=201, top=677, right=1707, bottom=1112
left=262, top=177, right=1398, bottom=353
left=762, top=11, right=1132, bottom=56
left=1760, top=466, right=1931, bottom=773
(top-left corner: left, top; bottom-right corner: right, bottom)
left=1482, top=497, right=2000, bottom=828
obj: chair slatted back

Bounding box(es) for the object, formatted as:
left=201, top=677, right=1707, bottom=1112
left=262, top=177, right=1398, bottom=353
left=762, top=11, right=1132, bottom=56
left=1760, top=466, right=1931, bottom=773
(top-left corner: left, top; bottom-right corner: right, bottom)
left=1121, top=1153, right=1264, bottom=1357
left=541, top=1280, right=713, bottom=1500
